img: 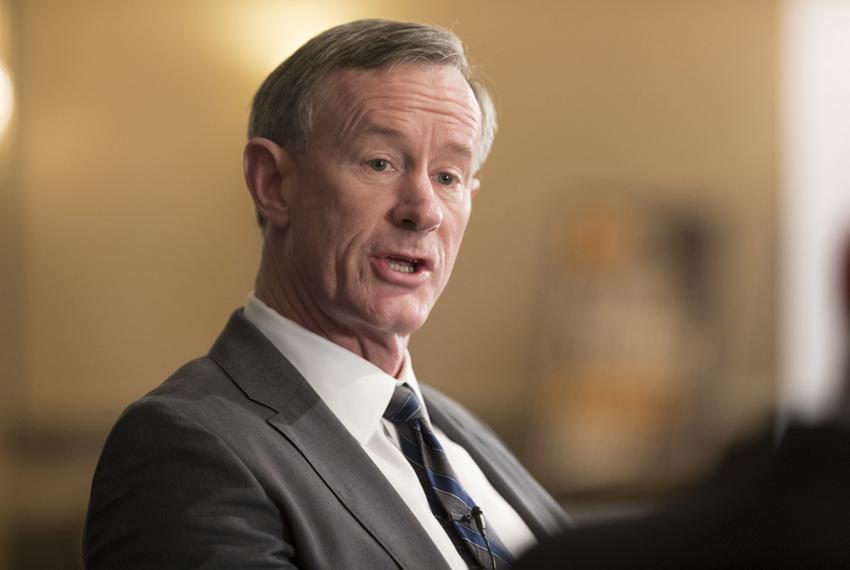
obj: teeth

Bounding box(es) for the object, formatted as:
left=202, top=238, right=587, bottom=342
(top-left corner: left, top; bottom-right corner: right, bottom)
left=388, top=259, right=416, bottom=273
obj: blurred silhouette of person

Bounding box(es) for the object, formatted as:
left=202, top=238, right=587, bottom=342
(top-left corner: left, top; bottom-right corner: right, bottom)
left=514, top=236, right=850, bottom=569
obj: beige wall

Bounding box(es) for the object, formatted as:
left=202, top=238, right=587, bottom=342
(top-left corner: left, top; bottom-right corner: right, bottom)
left=2, top=0, right=778, bottom=560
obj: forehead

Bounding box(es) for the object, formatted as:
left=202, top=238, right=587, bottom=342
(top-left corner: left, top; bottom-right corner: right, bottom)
left=313, top=64, right=482, bottom=147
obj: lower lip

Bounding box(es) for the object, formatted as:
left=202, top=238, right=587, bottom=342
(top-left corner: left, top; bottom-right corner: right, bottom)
left=371, top=257, right=431, bottom=287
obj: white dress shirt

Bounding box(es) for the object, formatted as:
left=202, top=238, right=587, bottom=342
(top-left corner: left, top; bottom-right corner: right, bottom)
left=243, top=293, right=536, bottom=569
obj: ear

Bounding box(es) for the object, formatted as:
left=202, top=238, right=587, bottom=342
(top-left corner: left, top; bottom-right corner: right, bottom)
left=243, top=137, right=296, bottom=229
left=470, top=177, right=481, bottom=199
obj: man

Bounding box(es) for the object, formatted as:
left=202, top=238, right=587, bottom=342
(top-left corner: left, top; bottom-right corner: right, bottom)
left=84, top=19, right=569, bottom=569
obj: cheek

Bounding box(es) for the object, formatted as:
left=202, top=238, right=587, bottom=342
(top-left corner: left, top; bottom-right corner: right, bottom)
left=293, top=185, right=352, bottom=251
left=444, top=206, right=472, bottom=253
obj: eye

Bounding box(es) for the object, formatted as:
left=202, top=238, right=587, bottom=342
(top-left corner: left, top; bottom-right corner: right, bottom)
left=437, top=172, right=456, bottom=186
left=368, top=158, right=390, bottom=172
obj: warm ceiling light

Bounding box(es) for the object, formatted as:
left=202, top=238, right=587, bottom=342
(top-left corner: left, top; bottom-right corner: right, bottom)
left=208, top=3, right=366, bottom=77
left=0, top=62, right=12, bottom=136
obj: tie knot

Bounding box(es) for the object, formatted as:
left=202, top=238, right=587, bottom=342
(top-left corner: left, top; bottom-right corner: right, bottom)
left=384, top=383, right=425, bottom=424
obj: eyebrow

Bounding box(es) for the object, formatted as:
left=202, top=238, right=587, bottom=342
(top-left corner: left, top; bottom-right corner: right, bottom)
left=359, top=125, right=476, bottom=161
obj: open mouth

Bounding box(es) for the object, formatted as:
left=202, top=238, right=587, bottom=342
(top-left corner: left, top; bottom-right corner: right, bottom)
left=385, top=255, right=422, bottom=274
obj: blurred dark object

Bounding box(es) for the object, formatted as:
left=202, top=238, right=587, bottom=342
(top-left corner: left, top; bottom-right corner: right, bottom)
left=515, top=420, right=850, bottom=569
left=839, top=234, right=850, bottom=410
left=843, top=235, right=850, bottom=316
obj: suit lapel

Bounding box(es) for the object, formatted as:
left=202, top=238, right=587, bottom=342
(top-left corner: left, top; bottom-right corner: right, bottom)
left=268, top=395, right=451, bottom=570
left=209, top=311, right=450, bottom=570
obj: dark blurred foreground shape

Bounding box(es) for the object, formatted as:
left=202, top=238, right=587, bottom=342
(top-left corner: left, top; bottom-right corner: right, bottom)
left=515, top=418, right=850, bottom=569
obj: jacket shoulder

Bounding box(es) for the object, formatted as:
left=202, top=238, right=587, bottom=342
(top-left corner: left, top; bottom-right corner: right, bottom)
left=126, top=355, right=274, bottom=431
left=84, top=356, right=295, bottom=569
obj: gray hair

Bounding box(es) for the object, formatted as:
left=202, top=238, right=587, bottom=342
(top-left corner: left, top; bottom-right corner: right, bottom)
left=248, top=18, right=497, bottom=168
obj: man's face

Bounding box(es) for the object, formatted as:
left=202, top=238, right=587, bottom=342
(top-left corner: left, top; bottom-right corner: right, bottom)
left=280, top=64, right=482, bottom=340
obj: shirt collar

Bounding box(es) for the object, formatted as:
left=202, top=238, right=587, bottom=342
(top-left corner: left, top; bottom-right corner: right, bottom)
left=243, top=293, right=429, bottom=444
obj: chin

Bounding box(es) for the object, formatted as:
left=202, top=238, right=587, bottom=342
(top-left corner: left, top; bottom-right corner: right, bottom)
left=376, top=314, right=429, bottom=337
left=366, top=304, right=433, bottom=337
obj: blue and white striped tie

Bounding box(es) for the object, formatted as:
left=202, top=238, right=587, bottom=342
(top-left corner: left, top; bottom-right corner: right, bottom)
left=384, top=383, right=515, bottom=569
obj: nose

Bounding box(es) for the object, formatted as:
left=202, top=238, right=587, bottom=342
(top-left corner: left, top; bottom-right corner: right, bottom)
left=391, top=170, right=443, bottom=232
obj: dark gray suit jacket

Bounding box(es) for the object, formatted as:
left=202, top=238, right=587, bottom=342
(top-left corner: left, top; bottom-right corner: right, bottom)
left=83, top=310, right=569, bottom=569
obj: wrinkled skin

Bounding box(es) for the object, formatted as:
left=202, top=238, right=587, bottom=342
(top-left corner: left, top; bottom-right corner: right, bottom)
left=245, top=64, right=483, bottom=375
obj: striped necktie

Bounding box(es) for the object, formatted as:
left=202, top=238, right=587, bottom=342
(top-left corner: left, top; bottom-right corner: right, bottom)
left=383, top=383, right=515, bottom=569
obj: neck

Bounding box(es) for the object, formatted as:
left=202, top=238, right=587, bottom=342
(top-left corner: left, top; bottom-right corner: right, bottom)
left=254, top=244, right=409, bottom=377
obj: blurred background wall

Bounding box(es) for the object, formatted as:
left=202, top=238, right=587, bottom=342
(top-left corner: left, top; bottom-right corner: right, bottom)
left=3, top=0, right=847, bottom=568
